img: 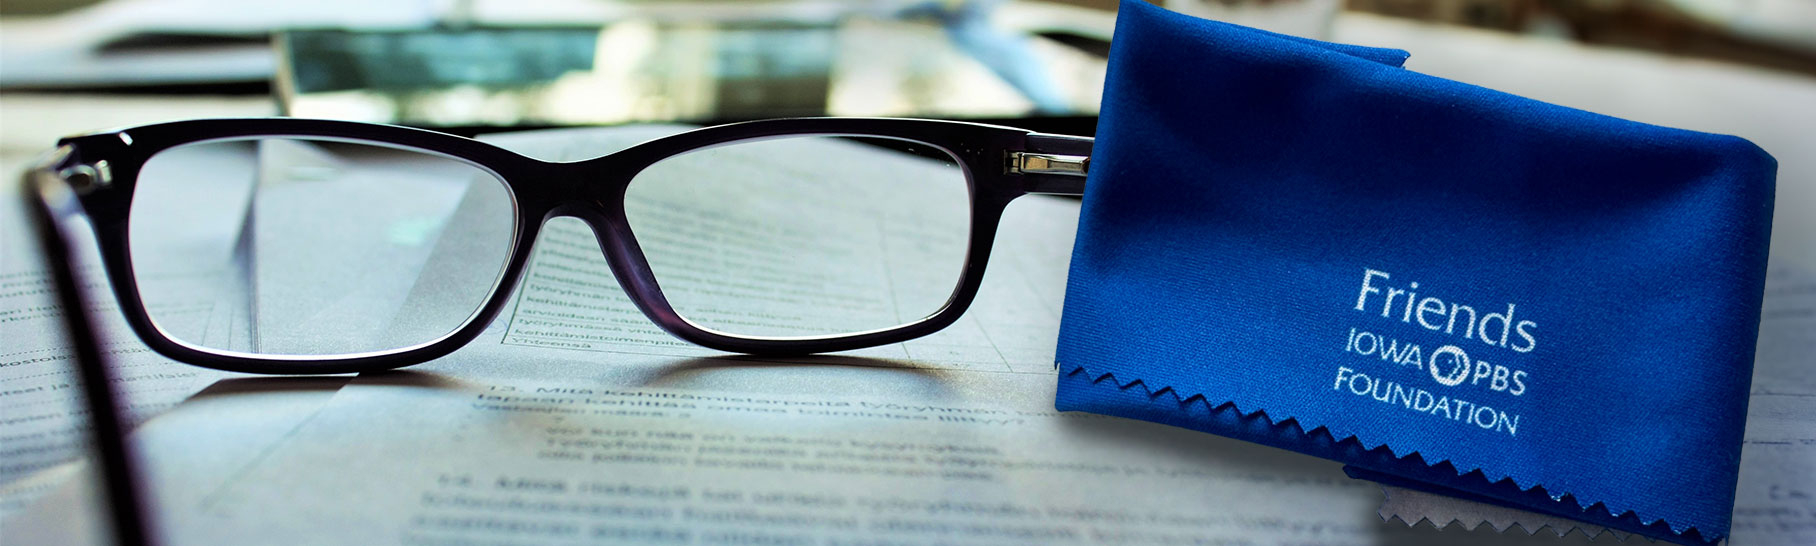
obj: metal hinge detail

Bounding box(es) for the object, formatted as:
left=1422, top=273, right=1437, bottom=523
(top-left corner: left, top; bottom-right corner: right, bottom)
left=1007, top=152, right=1088, bottom=177
left=59, top=160, right=113, bottom=194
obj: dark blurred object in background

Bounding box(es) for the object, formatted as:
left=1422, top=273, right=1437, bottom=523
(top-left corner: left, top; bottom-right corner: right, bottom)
left=1, top=0, right=103, bottom=15
left=0, top=1, right=1113, bottom=134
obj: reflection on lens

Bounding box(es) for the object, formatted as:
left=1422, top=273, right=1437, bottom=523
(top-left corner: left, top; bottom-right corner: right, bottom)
left=624, top=135, right=970, bottom=338
left=129, top=138, right=516, bottom=356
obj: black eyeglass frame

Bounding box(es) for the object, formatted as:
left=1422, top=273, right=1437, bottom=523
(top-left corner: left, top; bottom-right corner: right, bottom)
left=23, top=116, right=1091, bottom=546
left=25, top=117, right=1092, bottom=376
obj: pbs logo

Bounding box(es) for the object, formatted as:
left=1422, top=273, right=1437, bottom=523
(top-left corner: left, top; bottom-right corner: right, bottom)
left=1427, top=344, right=1526, bottom=396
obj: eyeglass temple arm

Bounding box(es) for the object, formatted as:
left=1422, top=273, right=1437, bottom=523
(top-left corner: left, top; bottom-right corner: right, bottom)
left=22, top=149, right=158, bottom=546
left=1012, top=133, right=1092, bottom=196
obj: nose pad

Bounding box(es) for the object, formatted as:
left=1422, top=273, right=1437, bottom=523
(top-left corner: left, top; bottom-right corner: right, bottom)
left=511, top=208, right=687, bottom=350
left=535, top=205, right=644, bottom=296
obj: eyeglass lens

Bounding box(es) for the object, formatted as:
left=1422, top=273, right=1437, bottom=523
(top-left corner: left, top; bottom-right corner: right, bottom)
left=624, top=135, right=971, bottom=339
left=128, top=138, right=518, bottom=357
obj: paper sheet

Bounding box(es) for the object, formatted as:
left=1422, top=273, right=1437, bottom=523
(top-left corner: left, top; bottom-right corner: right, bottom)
left=1728, top=265, right=1816, bottom=544
left=146, top=364, right=1586, bottom=546
left=0, top=376, right=352, bottom=545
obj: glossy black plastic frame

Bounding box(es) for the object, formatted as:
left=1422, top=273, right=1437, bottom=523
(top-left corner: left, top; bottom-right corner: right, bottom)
left=27, top=117, right=1091, bottom=376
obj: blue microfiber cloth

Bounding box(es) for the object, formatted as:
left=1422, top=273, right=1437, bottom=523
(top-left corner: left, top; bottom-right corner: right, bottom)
left=1055, top=2, right=1776, bottom=544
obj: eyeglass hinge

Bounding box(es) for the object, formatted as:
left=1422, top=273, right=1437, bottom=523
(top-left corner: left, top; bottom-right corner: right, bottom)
left=1007, top=152, right=1089, bottom=177
left=57, top=160, right=113, bottom=195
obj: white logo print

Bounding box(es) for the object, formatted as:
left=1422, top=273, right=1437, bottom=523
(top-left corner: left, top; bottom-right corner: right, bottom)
left=1429, top=345, right=1470, bottom=387
left=1330, top=268, right=1536, bottom=437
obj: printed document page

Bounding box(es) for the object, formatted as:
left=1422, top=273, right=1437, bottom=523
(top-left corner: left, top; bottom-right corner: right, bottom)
left=133, top=359, right=1580, bottom=546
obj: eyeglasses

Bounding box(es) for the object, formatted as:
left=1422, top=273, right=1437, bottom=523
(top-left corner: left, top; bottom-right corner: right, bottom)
left=22, top=117, right=1091, bottom=546
left=24, top=117, right=1091, bottom=373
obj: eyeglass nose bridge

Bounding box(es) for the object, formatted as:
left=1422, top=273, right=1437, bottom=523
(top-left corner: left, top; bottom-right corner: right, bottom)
left=531, top=172, right=701, bottom=348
